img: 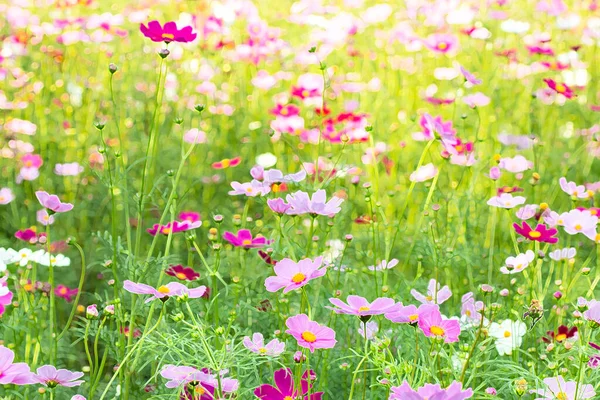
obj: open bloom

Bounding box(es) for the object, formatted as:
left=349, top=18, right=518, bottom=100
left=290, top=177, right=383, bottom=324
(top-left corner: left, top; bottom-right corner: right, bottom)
left=390, top=381, right=473, bottom=399
left=55, top=285, right=78, bottom=302
left=265, top=257, right=326, bottom=293
left=33, top=365, right=84, bottom=388
left=544, top=78, right=576, bottom=99
left=498, top=155, right=532, bottom=173
left=559, top=177, right=590, bottom=198
left=140, top=20, right=196, bottom=43
left=254, top=368, right=323, bottom=400
left=243, top=333, right=285, bottom=356
left=223, top=229, right=272, bottom=249
left=583, top=301, right=600, bottom=324
left=123, top=280, right=206, bottom=303
left=500, top=250, right=535, bottom=274
left=461, top=292, right=484, bottom=323
left=533, top=376, right=595, bottom=399
left=489, top=319, right=527, bottom=355
left=35, top=191, right=73, bottom=213
left=513, top=222, right=558, bottom=243
left=284, top=190, right=343, bottom=217
left=411, top=279, right=452, bottom=305
left=212, top=157, right=241, bottom=169
left=487, top=193, right=526, bottom=209
left=409, top=163, right=438, bottom=182
left=165, top=265, right=200, bottom=281
left=385, top=303, right=435, bottom=325
left=328, top=295, right=398, bottom=317
left=147, top=220, right=201, bottom=236
left=228, top=180, right=270, bottom=197
left=562, top=209, right=598, bottom=241
left=543, top=325, right=577, bottom=343
left=0, top=345, right=35, bottom=385
left=285, top=314, right=336, bottom=352
left=417, top=305, right=461, bottom=343
left=0, top=188, right=15, bottom=205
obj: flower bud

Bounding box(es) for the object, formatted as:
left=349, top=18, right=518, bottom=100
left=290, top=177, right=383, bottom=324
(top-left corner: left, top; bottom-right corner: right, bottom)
left=108, top=63, right=118, bottom=74
left=158, top=49, right=170, bottom=59
left=86, top=304, right=98, bottom=319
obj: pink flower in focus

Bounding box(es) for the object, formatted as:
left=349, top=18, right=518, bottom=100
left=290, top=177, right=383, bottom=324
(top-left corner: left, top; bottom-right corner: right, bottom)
left=140, top=21, right=196, bottom=43
left=35, top=191, right=74, bottom=213
left=285, top=190, right=344, bottom=217
left=533, top=376, right=595, bottom=399
left=385, top=303, right=436, bottom=325
left=33, top=365, right=84, bottom=387
left=328, top=295, right=398, bottom=317
left=243, top=332, right=285, bottom=356
left=411, top=279, right=452, bottom=304
left=417, top=305, right=461, bottom=343
left=0, top=345, right=35, bottom=385
left=55, top=285, right=78, bottom=302
left=285, top=314, right=336, bottom=352
left=123, top=280, right=206, bottom=303
left=254, top=368, right=323, bottom=399
left=265, top=257, right=326, bottom=293
left=223, top=229, right=272, bottom=249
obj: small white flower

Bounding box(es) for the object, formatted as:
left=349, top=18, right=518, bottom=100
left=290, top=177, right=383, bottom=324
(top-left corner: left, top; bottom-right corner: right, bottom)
left=255, top=153, right=277, bottom=168
left=487, top=193, right=526, bottom=209
left=409, top=163, right=438, bottom=182
left=489, top=319, right=527, bottom=355
left=368, top=259, right=399, bottom=271
left=0, top=248, right=17, bottom=271
left=36, top=251, right=71, bottom=267
left=500, top=250, right=535, bottom=274
left=11, top=248, right=35, bottom=266
left=549, top=247, right=576, bottom=261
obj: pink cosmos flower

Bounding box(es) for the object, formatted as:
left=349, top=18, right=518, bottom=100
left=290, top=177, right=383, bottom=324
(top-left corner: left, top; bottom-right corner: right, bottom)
left=140, top=21, right=196, bottom=43
left=123, top=280, right=206, bottom=303
left=424, top=33, right=459, bottom=54
left=463, top=92, right=490, bottom=108
left=459, top=64, right=482, bottom=85
left=533, top=376, right=595, bottom=399
left=267, top=198, right=292, bottom=214
left=0, top=345, right=35, bottom=385
left=285, top=314, right=336, bottom=352
left=390, top=381, right=473, bottom=399
left=35, top=191, right=74, bottom=213
left=54, top=162, right=84, bottom=176
left=37, top=209, right=55, bottom=226
left=178, top=212, right=200, bottom=223
left=183, top=128, right=206, bottom=144
left=160, top=365, right=211, bottom=389
left=21, top=154, right=43, bottom=169
left=55, top=285, right=78, bottom=302
left=498, top=155, right=532, bottom=173
left=228, top=180, right=270, bottom=197
left=513, top=222, right=558, bottom=243
left=0, top=188, right=15, bottom=205
left=33, top=365, right=84, bottom=387
left=544, top=78, right=575, bottom=99
left=147, top=220, right=201, bottom=236
left=559, top=177, right=591, bottom=198
left=254, top=368, right=323, bottom=400
left=414, top=114, right=457, bottom=143
left=461, top=292, right=484, bottom=322
left=583, top=300, right=600, bottom=324
left=265, top=257, right=326, bottom=293
left=243, top=333, right=285, bottom=356
left=487, top=193, right=527, bottom=209
left=160, top=365, right=238, bottom=398
left=411, top=279, right=452, bottom=305
left=561, top=209, right=598, bottom=241
left=284, top=190, right=344, bottom=217
left=328, top=295, right=398, bottom=317
left=417, top=305, right=461, bottom=343
left=223, top=229, right=272, bottom=249
left=385, top=303, right=436, bottom=325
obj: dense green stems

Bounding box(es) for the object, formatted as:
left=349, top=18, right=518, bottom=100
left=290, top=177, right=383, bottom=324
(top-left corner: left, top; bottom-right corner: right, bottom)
left=487, top=207, right=498, bottom=284
left=45, top=222, right=57, bottom=364
left=57, top=240, right=87, bottom=341
left=459, top=313, right=485, bottom=383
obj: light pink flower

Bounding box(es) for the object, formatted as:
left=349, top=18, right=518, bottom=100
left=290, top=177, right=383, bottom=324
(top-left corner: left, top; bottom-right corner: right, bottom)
left=35, top=191, right=74, bottom=213
left=417, top=305, right=461, bottom=343
left=123, top=280, right=206, bottom=303
left=54, top=162, right=84, bottom=176
left=0, top=188, right=15, bottom=205
left=265, top=257, right=326, bottom=293
left=411, top=279, right=452, bottom=304
left=487, top=193, right=527, bottom=209
left=183, top=128, right=206, bottom=144
left=328, top=295, right=398, bottom=317
left=0, top=345, right=35, bottom=385
left=243, top=332, right=285, bottom=356
left=559, top=177, right=591, bottom=199
left=498, top=155, right=532, bottom=173
left=285, top=314, right=336, bottom=352
left=33, top=365, right=84, bottom=387
left=285, top=190, right=343, bottom=217
left=463, top=92, right=490, bottom=108
left=533, top=376, right=595, bottom=399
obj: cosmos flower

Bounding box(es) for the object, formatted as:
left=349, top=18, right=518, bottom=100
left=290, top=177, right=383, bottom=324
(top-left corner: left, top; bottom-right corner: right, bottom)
left=147, top=220, right=201, bottom=236
left=488, top=319, right=527, bottom=355
left=500, top=250, right=536, bottom=274
left=358, top=321, right=379, bottom=340
left=54, top=162, right=84, bottom=176
left=385, top=303, right=436, bottom=325
left=228, top=180, right=270, bottom=197
left=532, top=376, right=595, bottom=399
left=0, top=188, right=15, bottom=205
left=390, top=381, right=473, bottom=399
left=285, top=190, right=344, bottom=217
left=33, top=365, right=84, bottom=388
left=223, top=229, right=272, bottom=249
left=37, top=209, right=55, bottom=226
left=165, top=265, right=200, bottom=281
left=513, top=222, right=558, bottom=243
left=461, top=292, right=484, bottom=323
left=559, top=177, right=591, bottom=198
left=458, top=64, right=482, bottom=85
left=243, top=332, right=285, bottom=356
left=411, top=279, right=452, bottom=305
left=417, top=305, right=461, bottom=343
left=424, top=33, right=459, bottom=54
left=542, top=325, right=577, bottom=343
left=54, top=285, right=78, bottom=302
left=285, top=314, right=336, bottom=352
left=123, top=280, right=206, bottom=303
left=254, top=368, right=323, bottom=400
left=498, top=155, right=532, bottom=173
left=367, top=259, right=398, bottom=271
left=212, top=157, right=241, bottom=169
left=36, top=252, right=71, bottom=267
left=543, top=78, right=576, bottom=99
left=265, top=257, right=326, bottom=293
left=409, top=163, right=438, bottom=182
left=35, top=191, right=74, bottom=213
left=463, top=92, right=490, bottom=108
left=561, top=209, right=598, bottom=241
left=267, top=198, right=292, bottom=214
left=140, top=20, right=197, bottom=43
left=549, top=247, right=576, bottom=261
left=0, top=277, right=13, bottom=317
left=583, top=301, right=600, bottom=324
left=327, top=295, right=398, bottom=317
left=487, top=193, right=527, bottom=209
left=0, top=345, right=35, bottom=385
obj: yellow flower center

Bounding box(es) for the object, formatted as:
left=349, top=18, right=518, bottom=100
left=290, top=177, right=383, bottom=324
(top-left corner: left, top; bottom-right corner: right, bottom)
left=258, top=347, right=267, bottom=354
left=59, top=287, right=67, bottom=295
left=281, top=108, right=289, bottom=116
left=176, top=272, right=187, bottom=280
left=23, top=283, right=33, bottom=291
left=358, top=306, right=370, bottom=312
left=515, top=264, right=522, bottom=270
left=162, top=33, right=174, bottom=40
left=430, top=326, right=445, bottom=336
left=195, top=386, right=206, bottom=395
left=557, top=392, right=567, bottom=400
left=25, top=161, right=32, bottom=167
left=529, top=231, right=542, bottom=239
left=242, top=239, right=252, bottom=246
left=555, top=83, right=566, bottom=93
left=575, top=224, right=582, bottom=231
left=504, top=330, right=511, bottom=338
left=157, top=285, right=170, bottom=294
left=466, top=310, right=471, bottom=316
left=221, top=159, right=231, bottom=168
left=505, top=201, right=512, bottom=206
left=437, top=42, right=448, bottom=50
left=301, top=90, right=309, bottom=97
left=161, top=227, right=172, bottom=234
left=292, top=273, right=306, bottom=284
left=284, top=397, right=293, bottom=400
left=455, top=145, right=463, bottom=152
left=301, top=331, right=317, bottom=343
left=409, top=314, right=418, bottom=322
left=272, top=183, right=281, bottom=193
left=555, top=333, right=567, bottom=342
left=425, top=295, right=433, bottom=301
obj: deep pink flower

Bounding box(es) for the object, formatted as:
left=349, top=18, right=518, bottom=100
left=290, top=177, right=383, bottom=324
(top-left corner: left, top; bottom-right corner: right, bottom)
left=285, top=314, right=336, bottom=352
left=55, top=285, right=78, bottom=302
left=35, top=191, right=74, bottom=213
left=33, top=365, right=84, bottom=388
left=140, top=21, right=197, bottom=43
left=513, top=221, right=558, bottom=243
left=223, top=229, right=272, bottom=249
left=328, top=295, right=398, bottom=317
left=147, top=220, right=201, bottom=236
left=15, top=228, right=39, bottom=243
left=265, top=257, right=326, bottom=293
left=178, top=212, right=201, bottom=223
left=543, top=78, right=576, bottom=99
left=123, top=280, right=206, bottom=303
left=417, top=305, right=461, bottom=343
left=165, top=265, right=200, bottom=281
left=254, top=368, right=322, bottom=400
left=0, top=276, right=13, bottom=317
left=424, top=33, right=458, bottom=54
left=0, top=345, right=35, bottom=385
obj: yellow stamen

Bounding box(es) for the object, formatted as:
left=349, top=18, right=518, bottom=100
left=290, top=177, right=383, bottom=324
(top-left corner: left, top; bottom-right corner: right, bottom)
left=221, top=159, right=231, bottom=168
left=529, top=231, right=542, bottom=239
left=292, top=273, right=306, bottom=284
left=555, top=83, right=566, bottom=93
left=162, top=33, right=175, bottom=40
left=358, top=306, right=370, bottom=312
left=409, top=314, right=418, bottom=322
left=430, top=326, right=445, bottom=336
left=437, top=42, right=448, bottom=50
left=555, top=333, right=567, bottom=342
left=157, top=286, right=170, bottom=294
left=175, top=272, right=187, bottom=280
left=301, top=331, right=317, bottom=343
left=504, top=330, right=511, bottom=338
left=242, top=239, right=252, bottom=246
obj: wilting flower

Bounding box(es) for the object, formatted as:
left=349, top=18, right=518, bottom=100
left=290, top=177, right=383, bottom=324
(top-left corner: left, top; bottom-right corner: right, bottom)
left=35, top=191, right=74, bottom=213
left=327, top=295, right=398, bottom=317
left=542, top=325, right=577, bottom=343
left=55, top=285, right=78, bottom=302
left=0, top=188, right=15, bottom=205
left=500, top=250, right=535, bottom=274
left=543, top=78, right=576, bottom=99
left=285, top=190, right=344, bottom=217
left=140, top=20, right=197, bottom=43
left=487, top=193, right=527, bottom=209
left=513, top=222, right=558, bottom=243
left=123, top=280, right=206, bottom=303
left=385, top=303, right=435, bottom=325
left=285, top=314, right=336, bottom=352
left=549, top=247, right=576, bottom=261
left=243, top=333, right=285, bottom=356
left=489, top=319, right=527, bottom=355
left=33, top=365, right=84, bottom=388
left=417, top=305, right=461, bottom=343
left=390, top=381, right=473, bottom=399
left=254, top=368, right=323, bottom=399
left=533, top=376, right=595, bottom=399
left=165, top=265, right=200, bottom=281
left=411, top=279, right=452, bottom=305
left=265, top=257, right=326, bottom=293
left=409, top=163, right=438, bottom=182
left=0, top=345, right=35, bottom=385
left=223, top=229, right=272, bottom=249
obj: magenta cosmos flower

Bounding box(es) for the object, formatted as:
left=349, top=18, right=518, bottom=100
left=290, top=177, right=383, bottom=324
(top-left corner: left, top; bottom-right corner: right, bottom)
left=33, top=365, right=84, bottom=388
left=328, top=295, right=398, bottom=318
left=147, top=220, right=201, bottom=236
left=223, top=229, right=272, bottom=249
left=411, top=279, right=452, bottom=305
left=254, top=368, right=323, bottom=400
left=385, top=303, right=437, bottom=325
left=533, top=376, right=595, bottom=399
left=285, top=314, right=336, bottom=352
left=0, top=345, right=35, bottom=385
left=35, top=191, right=73, bottom=213
left=513, top=222, right=558, bottom=244
left=543, top=78, right=576, bottom=99
left=284, top=189, right=344, bottom=217
left=140, top=21, right=197, bottom=43
left=265, top=257, right=326, bottom=293
left=390, top=381, right=473, bottom=399
left=123, top=280, right=206, bottom=303
left=0, top=277, right=14, bottom=317
left=417, top=305, right=461, bottom=343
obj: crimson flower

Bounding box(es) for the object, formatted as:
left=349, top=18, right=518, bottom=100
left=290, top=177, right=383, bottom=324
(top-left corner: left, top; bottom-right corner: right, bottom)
left=543, top=325, right=577, bottom=343
left=165, top=265, right=200, bottom=281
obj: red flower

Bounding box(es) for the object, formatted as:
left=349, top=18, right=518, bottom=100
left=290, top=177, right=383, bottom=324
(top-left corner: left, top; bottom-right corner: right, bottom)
left=513, top=221, right=558, bottom=243
left=543, top=78, right=576, bottom=99
left=258, top=250, right=277, bottom=266
left=165, top=265, right=200, bottom=281
left=211, top=157, right=241, bottom=169
left=543, top=325, right=577, bottom=343
left=140, top=21, right=197, bottom=43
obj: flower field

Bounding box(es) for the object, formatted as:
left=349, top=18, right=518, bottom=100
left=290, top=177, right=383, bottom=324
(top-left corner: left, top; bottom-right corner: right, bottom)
left=1, top=0, right=600, bottom=399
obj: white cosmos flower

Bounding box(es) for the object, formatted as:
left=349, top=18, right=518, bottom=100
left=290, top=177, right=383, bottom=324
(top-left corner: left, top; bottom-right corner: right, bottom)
left=500, top=19, right=530, bottom=34
left=500, top=250, right=535, bottom=274
left=0, top=248, right=17, bottom=271
left=255, top=153, right=277, bottom=168
left=487, top=193, right=526, bottom=209
left=368, top=259, right=399, bottom=271
left=409, top=163, right=438, bottom=182
left=489, top=319, right=527, bottom=355
left=11, top=248, right=35, bottom=266
left=549, top=247, right=576, bottom=261
left=36, top=251, right=71, bottom=267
